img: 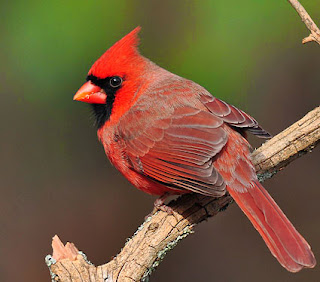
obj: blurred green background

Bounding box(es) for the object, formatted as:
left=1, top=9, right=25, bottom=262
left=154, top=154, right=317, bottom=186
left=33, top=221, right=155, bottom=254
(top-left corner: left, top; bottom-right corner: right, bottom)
left=1, top=0, right=319, bottom=281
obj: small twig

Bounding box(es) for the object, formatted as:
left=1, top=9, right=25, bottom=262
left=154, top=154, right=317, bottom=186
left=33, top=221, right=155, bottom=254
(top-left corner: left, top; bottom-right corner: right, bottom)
left=288, top=0, right=320, bottom=44
left=46, top=107, right=320, bottom=282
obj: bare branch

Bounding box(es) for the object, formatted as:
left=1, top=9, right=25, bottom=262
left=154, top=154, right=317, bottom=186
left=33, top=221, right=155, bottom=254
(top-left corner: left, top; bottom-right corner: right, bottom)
left=288, top=0, right=320, bottom=44
left=46, top=106, right=320, bottom=282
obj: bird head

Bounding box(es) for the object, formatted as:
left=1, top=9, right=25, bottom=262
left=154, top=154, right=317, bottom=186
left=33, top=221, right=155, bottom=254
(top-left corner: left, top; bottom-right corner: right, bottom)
left=74, top=26, right=148, bottom=128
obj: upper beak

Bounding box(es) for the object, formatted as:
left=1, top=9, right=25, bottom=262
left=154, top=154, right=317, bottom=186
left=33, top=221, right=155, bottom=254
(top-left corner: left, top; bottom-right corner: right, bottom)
left=73, top=81, right=107, bottom=104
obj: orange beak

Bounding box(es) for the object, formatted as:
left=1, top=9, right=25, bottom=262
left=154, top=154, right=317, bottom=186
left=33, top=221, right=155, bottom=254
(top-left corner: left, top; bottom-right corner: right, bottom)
left=73, top=81, right=107, bottom=104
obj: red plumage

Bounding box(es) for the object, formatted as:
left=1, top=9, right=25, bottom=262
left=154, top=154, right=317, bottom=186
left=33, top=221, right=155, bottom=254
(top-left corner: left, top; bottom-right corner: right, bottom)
left=74, top=27, right=316, bottom=272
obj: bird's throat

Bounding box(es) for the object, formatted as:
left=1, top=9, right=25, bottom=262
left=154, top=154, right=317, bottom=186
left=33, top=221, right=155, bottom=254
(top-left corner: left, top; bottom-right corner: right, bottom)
left=91, top=95, right=114, bottom=128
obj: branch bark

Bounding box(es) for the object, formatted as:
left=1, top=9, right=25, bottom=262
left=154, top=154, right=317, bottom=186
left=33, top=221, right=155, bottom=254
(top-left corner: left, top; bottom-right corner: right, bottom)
left=288, top=0, right=320, bottom=44
left=46, top=106, right=320, bottom=282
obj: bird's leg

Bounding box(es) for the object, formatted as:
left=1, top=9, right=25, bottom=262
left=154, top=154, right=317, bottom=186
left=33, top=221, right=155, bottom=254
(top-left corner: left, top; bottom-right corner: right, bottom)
left=152, top=193, right=174, bottom=215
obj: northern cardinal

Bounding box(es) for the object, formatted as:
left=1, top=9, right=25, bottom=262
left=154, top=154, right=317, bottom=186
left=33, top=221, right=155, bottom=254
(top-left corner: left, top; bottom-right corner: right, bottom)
left=74, top=27, right=315, bottom=272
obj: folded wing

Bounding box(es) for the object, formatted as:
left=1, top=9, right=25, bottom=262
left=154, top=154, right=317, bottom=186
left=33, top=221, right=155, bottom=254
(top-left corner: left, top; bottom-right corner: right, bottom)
left=121, top=106, right=228, bottom=196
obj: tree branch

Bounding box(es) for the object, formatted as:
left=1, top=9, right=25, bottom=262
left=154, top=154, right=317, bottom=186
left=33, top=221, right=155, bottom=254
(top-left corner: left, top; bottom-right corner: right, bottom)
left=46, top=106, right=320, bottom=282
left=287, top=0, right=320, bottom=44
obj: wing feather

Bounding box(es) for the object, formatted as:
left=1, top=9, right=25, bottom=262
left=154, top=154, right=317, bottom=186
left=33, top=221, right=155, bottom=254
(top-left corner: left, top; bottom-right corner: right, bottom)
left=119, top=105, right=227, bottom=197
left=201, top=95, right=272, bottom=138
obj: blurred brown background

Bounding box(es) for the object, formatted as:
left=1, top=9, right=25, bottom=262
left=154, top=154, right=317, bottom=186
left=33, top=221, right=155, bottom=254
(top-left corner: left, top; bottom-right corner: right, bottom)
left=1, top=0, right=319, bottom=281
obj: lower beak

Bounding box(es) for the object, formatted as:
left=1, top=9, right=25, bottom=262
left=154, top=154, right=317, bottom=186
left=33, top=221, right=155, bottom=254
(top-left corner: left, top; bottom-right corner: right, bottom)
left=73, top=81, right=107, bottom=104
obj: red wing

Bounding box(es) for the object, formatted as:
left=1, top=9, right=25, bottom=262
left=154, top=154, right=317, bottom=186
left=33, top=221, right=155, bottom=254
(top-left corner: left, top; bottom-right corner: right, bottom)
left=200, top=95, right=272, bottom=138
left=121, top=106, right=227, bottom=197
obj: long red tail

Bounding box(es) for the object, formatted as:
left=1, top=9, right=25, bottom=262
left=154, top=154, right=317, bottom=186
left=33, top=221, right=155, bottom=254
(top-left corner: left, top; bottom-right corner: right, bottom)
left=227, top=181, right=316, bottom=272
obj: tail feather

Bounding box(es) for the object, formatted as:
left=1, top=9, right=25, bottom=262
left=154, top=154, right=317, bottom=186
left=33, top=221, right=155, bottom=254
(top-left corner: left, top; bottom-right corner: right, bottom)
left=227, top=181, right=316, bottom=272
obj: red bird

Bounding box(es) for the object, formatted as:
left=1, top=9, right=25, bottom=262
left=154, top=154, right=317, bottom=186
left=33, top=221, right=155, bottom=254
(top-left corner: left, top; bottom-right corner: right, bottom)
left=74, top=27, right=315, bottom=272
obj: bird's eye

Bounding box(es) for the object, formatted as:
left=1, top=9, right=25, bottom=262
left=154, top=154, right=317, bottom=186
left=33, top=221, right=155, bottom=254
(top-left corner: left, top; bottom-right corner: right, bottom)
left=109, top=76, right=123, bottom=88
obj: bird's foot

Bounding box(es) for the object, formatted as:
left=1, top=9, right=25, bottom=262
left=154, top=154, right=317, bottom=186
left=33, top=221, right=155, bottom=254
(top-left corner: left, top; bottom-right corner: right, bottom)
left=144, top=193, right=174, bottom=220
left=153, top=193, right=174, bottom=214
left=153, top=203, right=174, bottom=215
